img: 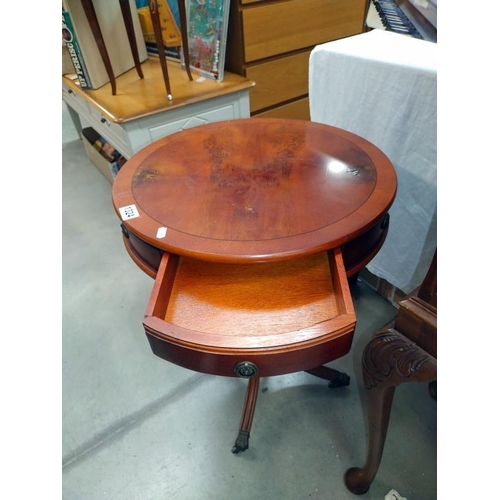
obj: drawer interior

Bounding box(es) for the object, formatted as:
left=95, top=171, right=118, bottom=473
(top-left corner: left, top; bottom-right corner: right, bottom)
left=168, top=252, right=337, bottom=336
left=144, top=248, right=355, bottom=351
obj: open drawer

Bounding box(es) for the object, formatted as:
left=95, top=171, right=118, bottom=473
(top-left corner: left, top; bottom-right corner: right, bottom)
left=143, top=248, right=356, bottom=378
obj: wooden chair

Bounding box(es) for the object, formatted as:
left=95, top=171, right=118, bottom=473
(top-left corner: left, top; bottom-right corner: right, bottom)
left=344, top=250, right=437, bottom=494
left=80, top=0, right=192, bottom=97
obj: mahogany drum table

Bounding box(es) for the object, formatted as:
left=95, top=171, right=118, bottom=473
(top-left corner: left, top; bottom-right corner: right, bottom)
left=112, top=118, right=397, bottom=453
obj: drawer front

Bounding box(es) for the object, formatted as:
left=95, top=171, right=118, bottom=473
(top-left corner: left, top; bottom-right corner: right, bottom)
left=147, top=105, right=238, bottom=142
left=142, top=249, right=356, bottom=377
left=87, top=104, right=130, bottom=147
left=246, top=51, right=310, bottom=113
left=129, top=90, right=251, bottom=154
left=82, top=110, right=133, bottom=158
left=253, top=97, right=310, bottom=121
left=62, top=83, right=90, bottom=116
left=146, top=92, right=250, bottom=143
left=242, top=0, right=365, bottom=62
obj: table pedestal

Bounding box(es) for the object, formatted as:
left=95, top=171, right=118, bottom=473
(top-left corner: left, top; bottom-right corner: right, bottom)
left=144, top=249, right=355, bottom=452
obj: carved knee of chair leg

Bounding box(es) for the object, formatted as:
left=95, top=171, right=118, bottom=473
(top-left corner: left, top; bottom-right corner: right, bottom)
left=345, top=329, right=437, bottom=494
left=362, top=328, right=437, bottom=390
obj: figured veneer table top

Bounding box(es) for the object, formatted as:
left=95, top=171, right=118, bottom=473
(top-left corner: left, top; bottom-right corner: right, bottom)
left=112, top=118, right=397, bottom=264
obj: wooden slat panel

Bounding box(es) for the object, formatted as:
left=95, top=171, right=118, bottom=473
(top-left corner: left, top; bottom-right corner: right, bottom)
left=246, top=51, right=310, bottom=112
left=253, top=98, right=310, bottom=120
left=242, top=0, right=365, bottom=62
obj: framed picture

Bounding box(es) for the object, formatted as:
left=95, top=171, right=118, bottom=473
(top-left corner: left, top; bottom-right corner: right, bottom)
left=182, top=0, right=231, bottom=81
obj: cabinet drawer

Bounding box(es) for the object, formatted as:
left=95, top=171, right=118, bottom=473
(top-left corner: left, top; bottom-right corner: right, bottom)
left=246, top=51, right=310, bottom=113
left=87, top=104, right=129, bottom=146
left=253, top=97, right=310, bottom=120
left=62, top=83, right=90, bottom=116
left=242, top=0, right=365, bottom=62
left=143, top=249, right=356, bottom=377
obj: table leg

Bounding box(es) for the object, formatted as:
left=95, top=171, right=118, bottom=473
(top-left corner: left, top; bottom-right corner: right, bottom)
left=305, top=366, right=350, bottom=388
left=344, top=329, right=437, bottom=495
left=80, top=0, right=117, bottom=95
left=149, top=0, right=172, bottom=100
left=119, top=0, right=144, bottom=79
left=232, top=376, right=260, bottom=454
left=65, top=103, right=83, bottom=138
left=177, top=0, right=193, bottom=81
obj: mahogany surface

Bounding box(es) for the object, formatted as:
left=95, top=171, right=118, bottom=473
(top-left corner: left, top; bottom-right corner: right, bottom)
left=112, top=118, right=397, bottom=265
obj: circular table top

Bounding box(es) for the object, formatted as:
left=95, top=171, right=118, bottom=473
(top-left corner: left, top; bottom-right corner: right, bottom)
left=112, top=118, right=397, bottom=263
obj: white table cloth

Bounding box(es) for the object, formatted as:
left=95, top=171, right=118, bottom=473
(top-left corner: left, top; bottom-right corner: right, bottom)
left=309, top=29, right=437, bottom=293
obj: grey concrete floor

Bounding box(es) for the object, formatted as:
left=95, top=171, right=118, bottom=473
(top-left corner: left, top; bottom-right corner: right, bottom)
left=62, top=102, right=436, bottom=500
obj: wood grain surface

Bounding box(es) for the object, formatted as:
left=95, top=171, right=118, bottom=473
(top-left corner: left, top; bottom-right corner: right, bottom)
left=113, top=118, right=397, bottom=263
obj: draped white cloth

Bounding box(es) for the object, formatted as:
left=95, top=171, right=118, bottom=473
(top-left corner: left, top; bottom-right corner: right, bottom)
left=309, top=30, right=437, bottom=293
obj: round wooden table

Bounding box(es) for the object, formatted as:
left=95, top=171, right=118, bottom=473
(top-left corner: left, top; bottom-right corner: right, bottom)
left=112, top=118, right=397, bottom=452
left=113, top=118, right=396, bottom=272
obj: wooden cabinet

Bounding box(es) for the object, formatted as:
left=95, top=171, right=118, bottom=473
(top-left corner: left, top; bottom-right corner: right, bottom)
left=225, top=0, right=367, bottom=119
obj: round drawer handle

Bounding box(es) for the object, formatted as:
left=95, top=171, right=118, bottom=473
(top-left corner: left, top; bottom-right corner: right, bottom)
left=121, top=223, right=129, bottom=239
left=100, top=117, right=107, bottom=124
left=234, top=361, right=259, bottom=379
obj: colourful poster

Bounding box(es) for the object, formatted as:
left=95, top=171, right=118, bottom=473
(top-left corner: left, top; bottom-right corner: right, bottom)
left=184, top=0, right=230, bottom=81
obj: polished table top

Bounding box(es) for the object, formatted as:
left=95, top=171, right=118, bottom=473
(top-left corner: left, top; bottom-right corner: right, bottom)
left=112, top=119, right=397, bottom=263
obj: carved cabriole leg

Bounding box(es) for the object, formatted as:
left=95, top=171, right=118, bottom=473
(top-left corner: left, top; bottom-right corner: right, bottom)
left=232, top=376, right=260, bottom=454
left=344, top=329, right=437, bottom=495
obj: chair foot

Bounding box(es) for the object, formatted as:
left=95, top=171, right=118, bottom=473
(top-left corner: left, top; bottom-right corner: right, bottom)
left=232, top=430, right=250, bottom=454
left=305, top=366, right=350, bottom=388
left=344, top=467, right=371, bottom=495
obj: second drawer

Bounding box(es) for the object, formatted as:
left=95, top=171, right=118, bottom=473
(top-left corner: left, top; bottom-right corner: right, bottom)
left=246, top=51, right=311, bottom=113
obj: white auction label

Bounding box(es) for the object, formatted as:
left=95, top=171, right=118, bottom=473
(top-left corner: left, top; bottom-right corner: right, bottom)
left=119, top=204, right=140, bottom=220
left=156, top=227, right=168, bottom=238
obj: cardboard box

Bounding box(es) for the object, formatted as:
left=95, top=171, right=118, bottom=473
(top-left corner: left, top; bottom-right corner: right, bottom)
left=81, top=128, right=126, bottom=183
